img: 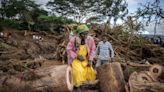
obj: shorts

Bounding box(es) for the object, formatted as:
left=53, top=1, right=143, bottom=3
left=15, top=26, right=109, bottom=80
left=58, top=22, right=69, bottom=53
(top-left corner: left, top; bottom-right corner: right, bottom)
left=96, top=59, right=109, bottom=67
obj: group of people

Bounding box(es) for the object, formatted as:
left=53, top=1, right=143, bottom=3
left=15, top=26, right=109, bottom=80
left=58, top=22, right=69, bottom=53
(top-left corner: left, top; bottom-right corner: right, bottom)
left=150, top=37, right=164, bottom=47
left=66, top=24, right=114, bottom=92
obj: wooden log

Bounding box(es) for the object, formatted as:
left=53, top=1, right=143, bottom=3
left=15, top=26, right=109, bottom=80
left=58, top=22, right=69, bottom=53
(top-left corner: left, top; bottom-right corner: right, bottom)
left=97, top=62, right=125, bottom=92
left=0, top=65, right=73, bottom=92
left=126, top=61, right=152, bottom=67
left=149, top=64, right=164, bottom=79
left=128, top=71, right=164, bottom=92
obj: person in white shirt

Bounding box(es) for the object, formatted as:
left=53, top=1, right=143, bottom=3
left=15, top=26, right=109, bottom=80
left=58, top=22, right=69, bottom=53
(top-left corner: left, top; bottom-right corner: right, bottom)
left=95, top=34, right=114, bottom=67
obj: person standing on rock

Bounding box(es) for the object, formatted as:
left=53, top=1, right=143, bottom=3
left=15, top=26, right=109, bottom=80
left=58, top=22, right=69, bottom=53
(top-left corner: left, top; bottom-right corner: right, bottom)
left=66, top=24, right=96, bottom=92
left=95, top=34, right=115, bottom=67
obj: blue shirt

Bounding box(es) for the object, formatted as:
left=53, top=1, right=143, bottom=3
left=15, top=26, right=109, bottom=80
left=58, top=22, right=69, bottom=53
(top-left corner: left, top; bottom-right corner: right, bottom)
left=96, top=41, right=114, bottom=60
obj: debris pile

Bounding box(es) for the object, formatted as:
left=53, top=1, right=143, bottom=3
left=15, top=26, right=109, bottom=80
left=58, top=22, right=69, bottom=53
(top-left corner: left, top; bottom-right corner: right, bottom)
left=0, top=25, right=164, bottom=92
left=92, top=25, right=164, bottom=65
left=0, top=28, right=68, bottom=74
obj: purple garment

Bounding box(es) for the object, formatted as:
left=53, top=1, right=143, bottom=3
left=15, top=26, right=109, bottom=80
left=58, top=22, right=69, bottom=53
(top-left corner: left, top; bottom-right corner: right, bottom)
left=66, top=36, right=96, bottom=64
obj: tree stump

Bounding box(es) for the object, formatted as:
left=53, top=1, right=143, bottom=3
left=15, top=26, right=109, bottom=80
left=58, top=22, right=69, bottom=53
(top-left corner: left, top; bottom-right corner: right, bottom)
left=97, top=62, right=125, bottom=92
left=149, top=64, right=164, bottom=79
left=0, top=65, right=73, bottom=92
left=128, top=71, right=164, bottom=92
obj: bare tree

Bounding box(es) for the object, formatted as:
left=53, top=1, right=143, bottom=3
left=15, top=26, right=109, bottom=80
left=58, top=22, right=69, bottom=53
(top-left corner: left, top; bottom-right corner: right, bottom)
left=134, top=0, right=164, bottom=36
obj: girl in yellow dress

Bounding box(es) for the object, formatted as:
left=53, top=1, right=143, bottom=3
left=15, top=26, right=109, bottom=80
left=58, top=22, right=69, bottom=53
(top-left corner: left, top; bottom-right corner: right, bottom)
left=66, top=25, right=96, bottom=91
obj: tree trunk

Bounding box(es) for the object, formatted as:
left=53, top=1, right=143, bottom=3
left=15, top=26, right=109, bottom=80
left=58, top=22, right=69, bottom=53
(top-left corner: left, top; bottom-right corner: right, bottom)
left=149, top=64, right=164, bottom=79
left=128, top=65, right=164, bottom=92
left=0, top=65, right=73, bottom=92
left=107, top=17, right=111, bottom=30
left=128, top=71, right=164, bottom=92
left=97, top=62, right=126, bottom=92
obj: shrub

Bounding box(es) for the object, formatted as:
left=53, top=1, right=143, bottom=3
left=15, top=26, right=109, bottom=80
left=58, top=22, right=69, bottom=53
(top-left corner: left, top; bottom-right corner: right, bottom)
left=0, top=19, right=19, bottom=29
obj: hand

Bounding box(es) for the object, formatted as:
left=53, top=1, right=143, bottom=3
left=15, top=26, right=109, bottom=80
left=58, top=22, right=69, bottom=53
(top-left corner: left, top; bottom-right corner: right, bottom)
left=77, top=55, right=85, bottom=61
left=95, top=55, right=99, bottom=59
left=68, top=64, right=72, bottom=67
left=87, top=60, right=92, bottom=67
left=93, top=55, right=98, bottom=61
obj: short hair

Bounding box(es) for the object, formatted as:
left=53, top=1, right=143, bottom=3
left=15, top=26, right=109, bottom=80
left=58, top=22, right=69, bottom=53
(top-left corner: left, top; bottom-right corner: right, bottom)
left=102, top=33, right=108, bottom=37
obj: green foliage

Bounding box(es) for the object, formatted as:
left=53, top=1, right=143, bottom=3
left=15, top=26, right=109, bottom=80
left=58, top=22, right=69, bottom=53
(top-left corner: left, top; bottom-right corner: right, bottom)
left=38, top=15, right=74, bottom=25
left=47, top=0, right=93, bottom=17
left=47, top=0, right=72, bottom=16
left=0, top=15, right=74, bottom=31
left=31, top=8, right=48, bottom=22
left=0, top=0, right=50, bottom=31
left=0, top=25, right=3, bottom=31
left=1, top=0, right=39, bottom=19
left=0, top=0, right=46, bottom=27
left=47, top=0, right=128, bottom=24
left=101, top=0, right=128, bottom=23
left=18, top=22, right=29, bottom=30
left=0, top=19, right=19, bottom=29
left=37, top=23, right=49, bottom=31
left=0, top=0, right=75, bottom=32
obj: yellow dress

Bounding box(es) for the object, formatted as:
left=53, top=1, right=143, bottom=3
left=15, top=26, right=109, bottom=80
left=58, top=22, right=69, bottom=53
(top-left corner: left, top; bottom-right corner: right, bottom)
left=72, top=45, right=96, bottom=87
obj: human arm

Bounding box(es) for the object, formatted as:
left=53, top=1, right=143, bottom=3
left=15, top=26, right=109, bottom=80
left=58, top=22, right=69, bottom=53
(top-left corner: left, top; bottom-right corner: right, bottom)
left=88, top=37, right=96, bottom=61
left=96, top=42, right=100, bottom=56
left=86, top=36, right=96, bottom=66
left=66, top=37, right=77, bottom=64
left=109, top=42, right=114, bottom=62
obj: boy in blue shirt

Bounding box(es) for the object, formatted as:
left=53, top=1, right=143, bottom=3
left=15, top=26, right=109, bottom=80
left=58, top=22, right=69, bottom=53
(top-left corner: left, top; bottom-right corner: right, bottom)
left=95, top=34, right=114, bottom=67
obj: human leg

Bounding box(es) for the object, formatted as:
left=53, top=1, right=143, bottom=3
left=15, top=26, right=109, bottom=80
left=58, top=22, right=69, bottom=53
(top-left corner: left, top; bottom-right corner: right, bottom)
left=95, top=59, right=102, bottom=68
left=102, top=60, right=109, bottom=65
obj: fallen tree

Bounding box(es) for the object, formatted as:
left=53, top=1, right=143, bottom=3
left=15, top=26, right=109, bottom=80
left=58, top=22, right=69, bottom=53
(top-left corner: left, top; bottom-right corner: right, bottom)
left=0, top=65, right=73, bottom=92
left=128, top=64, right=164, bottom=92
left=97, top=62, right=126, bottom=92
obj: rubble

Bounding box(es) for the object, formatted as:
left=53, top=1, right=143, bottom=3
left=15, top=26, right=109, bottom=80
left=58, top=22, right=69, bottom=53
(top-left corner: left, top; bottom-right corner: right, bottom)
left=0, top=25, right=164, bottom=92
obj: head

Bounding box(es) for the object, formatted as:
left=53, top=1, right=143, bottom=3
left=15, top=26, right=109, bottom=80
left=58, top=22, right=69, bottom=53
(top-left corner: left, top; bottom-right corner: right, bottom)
left=102, top=34, right=108, bottom=42
left=79, top=31, right=88, bottom=39
left=76, top=24, right=89, bottom=39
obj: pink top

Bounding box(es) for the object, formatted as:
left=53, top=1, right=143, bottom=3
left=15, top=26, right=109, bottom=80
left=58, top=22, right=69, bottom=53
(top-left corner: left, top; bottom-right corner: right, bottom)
left=66, top=36, right=96, bottom=64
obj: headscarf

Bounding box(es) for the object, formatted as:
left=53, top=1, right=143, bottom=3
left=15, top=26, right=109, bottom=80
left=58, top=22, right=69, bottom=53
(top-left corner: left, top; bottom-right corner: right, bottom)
left=75, top=24, right=89, bottom=34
